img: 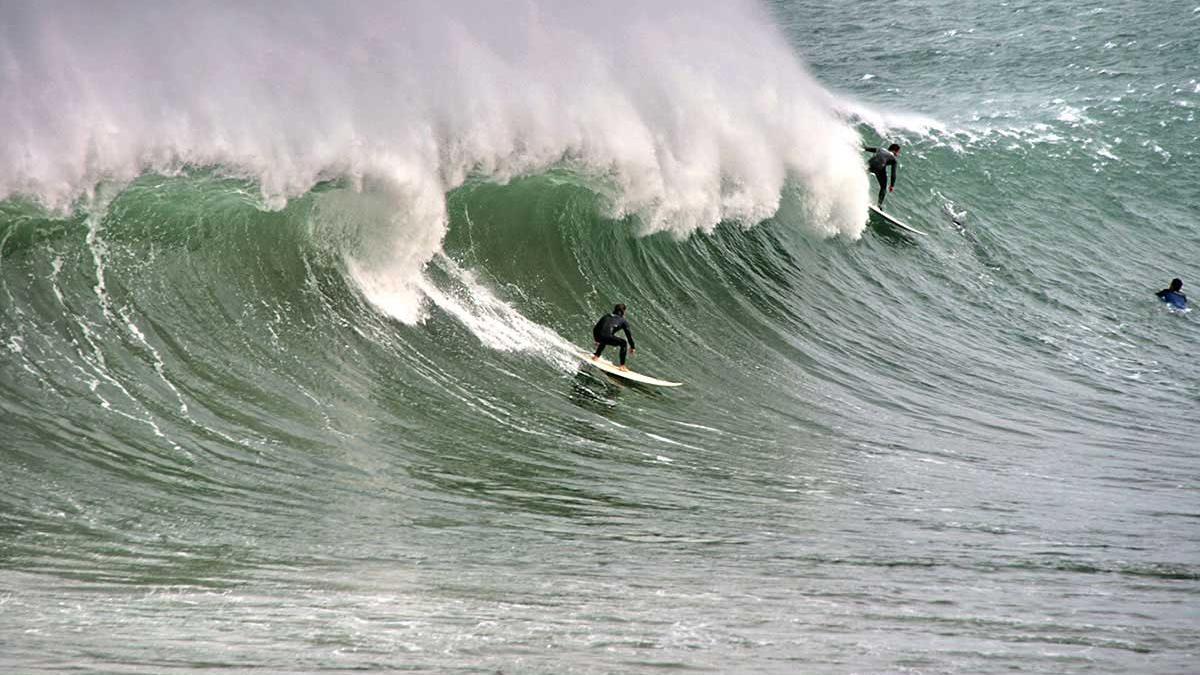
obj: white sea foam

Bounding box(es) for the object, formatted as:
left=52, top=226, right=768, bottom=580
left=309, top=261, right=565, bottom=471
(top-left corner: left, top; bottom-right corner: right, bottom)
left=0, top=1, right=872, bottom=325
left=832, top=96, right=948, bottom=139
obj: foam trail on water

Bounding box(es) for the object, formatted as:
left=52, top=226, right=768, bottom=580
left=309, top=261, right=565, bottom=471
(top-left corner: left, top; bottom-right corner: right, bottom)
left=2, top=0, right=870, bottom=324
left=832, top=95, right=949, bottom=140
left=421, top=257, right=582, bottom=368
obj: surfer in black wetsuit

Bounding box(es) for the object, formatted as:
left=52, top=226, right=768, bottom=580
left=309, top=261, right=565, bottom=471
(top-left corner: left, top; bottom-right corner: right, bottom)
left=1156, top=278, right=1188, bottom=310
left=865, top=143, right=901, bottom=208
left=592, top=303, right=636, bottom=370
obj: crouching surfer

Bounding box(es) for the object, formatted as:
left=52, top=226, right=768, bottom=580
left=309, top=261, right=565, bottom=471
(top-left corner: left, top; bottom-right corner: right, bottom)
left=592, top=304, right=635, bottom=371
left=864, top=142, right=901, bottom=208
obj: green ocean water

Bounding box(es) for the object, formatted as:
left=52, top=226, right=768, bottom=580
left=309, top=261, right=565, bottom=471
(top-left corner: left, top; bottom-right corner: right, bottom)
left=2, top=1, right=1198, bottom=672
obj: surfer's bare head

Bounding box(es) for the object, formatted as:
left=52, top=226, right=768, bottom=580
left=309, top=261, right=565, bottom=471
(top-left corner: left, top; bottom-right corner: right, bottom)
left=1170, top=278, right=1183, bottom=292
left=613, top=303, right=627, bottom=316
left=888, top=143, right=901, bottom=154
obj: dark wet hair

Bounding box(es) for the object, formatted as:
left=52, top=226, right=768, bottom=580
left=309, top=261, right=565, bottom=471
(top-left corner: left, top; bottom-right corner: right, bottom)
left=888, top=143, right=901, bottom=152
left=613, top=303, right=626, bottom=315
left=1170, top=278, right=1183, bottom=292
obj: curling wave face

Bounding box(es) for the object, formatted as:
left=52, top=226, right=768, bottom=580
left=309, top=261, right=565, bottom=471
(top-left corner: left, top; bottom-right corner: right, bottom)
left=1, top=0, right=871, bottom=321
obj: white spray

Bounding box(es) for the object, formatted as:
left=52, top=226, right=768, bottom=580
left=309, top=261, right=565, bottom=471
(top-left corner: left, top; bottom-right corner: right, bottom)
left=1, top=0, right=869, bottom=329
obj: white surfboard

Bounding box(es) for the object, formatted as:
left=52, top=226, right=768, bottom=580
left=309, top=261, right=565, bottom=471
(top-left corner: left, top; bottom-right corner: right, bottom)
left=578, top=352, right=682, bottom=387
left=868, top=204, right=928, bottom=236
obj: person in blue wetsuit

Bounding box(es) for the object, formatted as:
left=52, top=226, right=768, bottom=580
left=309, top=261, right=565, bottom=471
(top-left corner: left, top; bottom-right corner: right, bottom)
left=865, top=143, right=901, bottom=208
left=1156, top=278, right=1187, bottom=310
left=592, top=303, right=636, bottom=370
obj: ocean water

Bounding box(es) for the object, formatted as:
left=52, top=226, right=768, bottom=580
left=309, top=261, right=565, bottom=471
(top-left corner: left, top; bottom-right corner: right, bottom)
left=2, top=1, right=1198, bottom=672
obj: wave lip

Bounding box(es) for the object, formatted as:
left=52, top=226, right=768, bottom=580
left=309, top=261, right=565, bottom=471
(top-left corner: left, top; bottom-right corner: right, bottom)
left=1, top=0, right=868, bottom=235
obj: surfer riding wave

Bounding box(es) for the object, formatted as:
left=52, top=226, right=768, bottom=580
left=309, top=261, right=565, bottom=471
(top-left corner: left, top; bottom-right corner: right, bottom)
left=592, top=304, right=636, bottom=370
left=865, top=143, right=901, bottom=208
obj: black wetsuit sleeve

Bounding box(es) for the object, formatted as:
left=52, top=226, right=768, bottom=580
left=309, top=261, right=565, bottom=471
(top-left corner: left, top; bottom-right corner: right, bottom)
left=619, top=318, right=635, bottom=350
left=889, top=159, right=898, bottom=187
left=1156, top=289, right=1169, bottom=299
left=864, top=146, right=878, bottom=153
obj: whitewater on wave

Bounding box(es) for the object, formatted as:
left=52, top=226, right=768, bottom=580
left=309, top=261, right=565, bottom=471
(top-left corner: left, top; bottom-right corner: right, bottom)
left=2, top=0, right=872, bottom=330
